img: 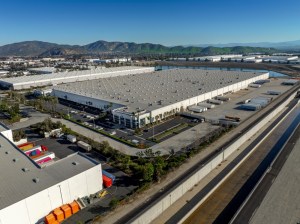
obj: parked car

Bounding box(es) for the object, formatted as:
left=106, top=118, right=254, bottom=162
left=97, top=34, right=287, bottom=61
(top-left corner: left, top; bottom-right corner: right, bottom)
left=109, top=131, right=116, bottom=135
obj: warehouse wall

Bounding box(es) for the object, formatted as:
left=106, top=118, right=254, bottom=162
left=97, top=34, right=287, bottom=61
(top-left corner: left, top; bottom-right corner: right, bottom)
left=52, top=90, right=125, bottom=111
left=149, top=73, right=268, bottom=123
left=0, top=164, right=103, bottom=224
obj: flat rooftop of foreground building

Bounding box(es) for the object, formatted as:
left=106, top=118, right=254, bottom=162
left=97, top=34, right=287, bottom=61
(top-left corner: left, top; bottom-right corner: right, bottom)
left=0, top=133, right=99, bottom=210
left=53, top=69, right=268, bottom=113
left=0, top=122, right=10, bottom=132
left=0, top=66, right=152, bottom=86
left=250, top=130, right=300, bottom=224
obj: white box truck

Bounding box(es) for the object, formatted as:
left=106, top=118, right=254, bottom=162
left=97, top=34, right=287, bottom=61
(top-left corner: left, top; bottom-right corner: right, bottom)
left=67, top=134, right=77, bottom=143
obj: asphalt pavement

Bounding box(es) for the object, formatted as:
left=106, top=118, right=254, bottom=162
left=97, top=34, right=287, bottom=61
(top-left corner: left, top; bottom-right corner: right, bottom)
left=230, top=113, right=300, bottom=224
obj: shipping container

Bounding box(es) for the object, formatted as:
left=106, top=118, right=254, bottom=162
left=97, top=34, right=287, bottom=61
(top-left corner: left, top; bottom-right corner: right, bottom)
left=250, top=99, right=269, bottom=107
left=45, top=213, right=56, bottom=224
left=179, top=112, right=205, bottom=121
left=254, top=79, right=270, bottom=84
left=197, top=103, right=215, bottom=109
left=239, top=103, right=261, bottom=111
left=53, top=208, right=64, bottom=222
left=67, top=134, right=77, bottom=143
left=33, top=151, right=55, bottom=161
left=267, top=90, right=281, bottom=95
left=188, top=105, right=203, bottom=113
left=248, top=83, right=261, bottom=88
left=225, top=115, right=241, bottom=122
left=17, top=142, right=35, bottom=151
left=254, top=96, right=273, bottom=102
left=23, top=146, right=43, bottom=156
left=197, top=106, right=208, bottom=111
left=215, top=96, right=230, bottom=101
left=23, top=145, right=48, bottom=156
left=102, top=170, right=116, bottom=182
left=102, top=175, right=113, bottom=188
left=69, top=201, right=80, bottom=214
left=207, top=99, right=223, bottom=105
left=36, top=157, right=52, bottom=165
left=219, top=119, right=239, bottom=126
left=77, top=141, right=92, bottom=152
left=60, top=205, right=72, bottom=219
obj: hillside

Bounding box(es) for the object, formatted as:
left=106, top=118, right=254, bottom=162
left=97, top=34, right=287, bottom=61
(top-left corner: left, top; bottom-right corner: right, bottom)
left=0, top=40, right=279, bottom=57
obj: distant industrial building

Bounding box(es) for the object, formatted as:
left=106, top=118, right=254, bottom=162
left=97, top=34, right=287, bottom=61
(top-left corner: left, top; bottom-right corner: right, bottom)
left=0, top=70, right=9, bottom=77
left=0, top=123, right=103, bottom=224
left=262, top=56, right=298, bottom=63
left=222, top=56, right=263, bottom=63
left=170, top=55, right=243, bottom=62
left=28, top=67, right=56, bottom=74
left=52, top=69, right=269, bottom=128
left=85, top=58, right=131, bottom=63
left=0, top=66, right=154, bottom=90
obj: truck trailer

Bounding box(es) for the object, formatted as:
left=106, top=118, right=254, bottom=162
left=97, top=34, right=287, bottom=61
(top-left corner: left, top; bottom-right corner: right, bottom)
left=77, top=141, right=91, bottom=152
left=17, top=142, right=35, bottom=151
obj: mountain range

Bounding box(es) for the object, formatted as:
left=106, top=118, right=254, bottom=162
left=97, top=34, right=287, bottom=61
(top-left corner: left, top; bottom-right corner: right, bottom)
left=0, top=40, right=289, bottom=57
left=187, top=39, right=300, bottom=50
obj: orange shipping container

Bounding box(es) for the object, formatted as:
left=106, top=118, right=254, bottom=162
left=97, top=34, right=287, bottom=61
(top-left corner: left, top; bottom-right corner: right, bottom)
left=61, top=204, right=72, bottom=219
left=45, top=213, right=56, bottom=224
left=69, top=201, right=80, bottom=214
left=53, top=208, right=64, bottom=222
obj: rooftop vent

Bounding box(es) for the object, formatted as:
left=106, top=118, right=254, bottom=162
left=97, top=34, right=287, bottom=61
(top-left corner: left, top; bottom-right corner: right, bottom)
left=72, top=161, right=79, bottom=166
left=5, top=151, right=10, bottom=154
left=13, top=158, right=19, bottom=162
left=33, top=178, right=40, bottom=183
left=22, top=168, right=30, bottom=172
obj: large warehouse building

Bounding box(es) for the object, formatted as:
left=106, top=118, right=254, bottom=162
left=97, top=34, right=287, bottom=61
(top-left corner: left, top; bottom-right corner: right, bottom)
left=0, top=129, right=103, bottom=224
left=52, top=69, right=269, bottom=128
left=0, top=66, right=154, bottom=90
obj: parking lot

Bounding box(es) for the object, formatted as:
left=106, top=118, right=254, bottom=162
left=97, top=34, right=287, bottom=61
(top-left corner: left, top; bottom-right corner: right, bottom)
left=20, top=130, right=139, bottom=224
left=48, top=99, right=200, bottom=146
left=190, top=78, right=293, bottom=122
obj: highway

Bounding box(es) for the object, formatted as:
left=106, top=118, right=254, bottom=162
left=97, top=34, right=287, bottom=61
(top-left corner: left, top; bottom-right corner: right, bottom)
left=168, top=99, right=299, bottom=224
left=230, top=109, right=300, bottom=223
left=114, top=84, right=299, bottom=224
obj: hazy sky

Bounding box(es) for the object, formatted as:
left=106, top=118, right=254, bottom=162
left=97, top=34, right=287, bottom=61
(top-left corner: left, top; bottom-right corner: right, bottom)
left=1, top=0, right=299, bottom=46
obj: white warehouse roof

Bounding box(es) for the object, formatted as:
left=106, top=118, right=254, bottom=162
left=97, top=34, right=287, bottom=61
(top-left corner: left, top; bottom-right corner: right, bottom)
left=0, top=133, right=99, bottom=210
left=53, top=69, right=268, bottom=113
left=0, top=66, right=154, bottom=90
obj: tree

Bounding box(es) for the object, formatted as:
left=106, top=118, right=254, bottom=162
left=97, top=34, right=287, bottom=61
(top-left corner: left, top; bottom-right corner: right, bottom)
left=141, top=163, right=154, bottom=182
left=13, top=129, right=26, bottom=142
left=153, top=156, right=166, bottom=181
left=144, top=148, right=155, bottom=157
left=109, top=197, right=119, bottom=209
